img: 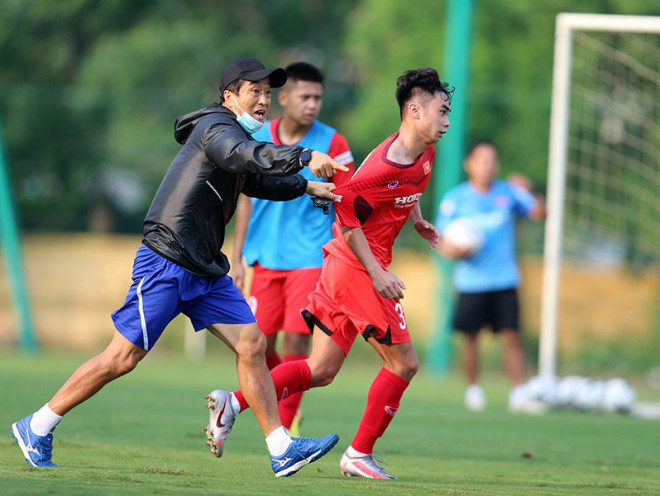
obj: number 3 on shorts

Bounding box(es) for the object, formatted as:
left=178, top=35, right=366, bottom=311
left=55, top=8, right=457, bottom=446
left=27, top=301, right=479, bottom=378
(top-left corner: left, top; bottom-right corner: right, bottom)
left=394, top=302, right=407, bottom=329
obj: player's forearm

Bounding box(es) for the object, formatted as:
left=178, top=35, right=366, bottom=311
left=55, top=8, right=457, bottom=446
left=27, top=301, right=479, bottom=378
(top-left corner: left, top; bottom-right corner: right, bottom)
left=529, top=193, right=547, bottom=221
left=344, top=227, right=382, bottom=275
left=409, top=203, right=423, bottom=224
left=509, top=172, right=547, bottom=222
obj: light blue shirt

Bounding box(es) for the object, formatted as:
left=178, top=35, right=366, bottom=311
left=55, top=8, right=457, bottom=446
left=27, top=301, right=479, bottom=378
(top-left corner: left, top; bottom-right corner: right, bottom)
left=435, top=179, right=537, bottom=292
left=243, top=120, right=340, bottom=269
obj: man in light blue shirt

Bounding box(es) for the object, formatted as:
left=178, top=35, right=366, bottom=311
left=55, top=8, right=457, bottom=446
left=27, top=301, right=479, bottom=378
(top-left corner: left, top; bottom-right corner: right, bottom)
left=436, top=141, right=545, bottom=413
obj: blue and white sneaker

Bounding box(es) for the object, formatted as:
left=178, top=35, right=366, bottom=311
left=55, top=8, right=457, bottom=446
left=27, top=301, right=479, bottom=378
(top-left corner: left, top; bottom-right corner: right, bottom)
left=11, top=415, right=58, bottom=468
left=271, top=433, right=339, bottom=477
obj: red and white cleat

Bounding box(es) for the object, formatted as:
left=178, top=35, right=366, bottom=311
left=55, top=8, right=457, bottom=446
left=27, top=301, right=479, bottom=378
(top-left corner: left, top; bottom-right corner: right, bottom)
left=203, top=389, right=237, bottom=458
left=339, top=450, right=397, bottom=480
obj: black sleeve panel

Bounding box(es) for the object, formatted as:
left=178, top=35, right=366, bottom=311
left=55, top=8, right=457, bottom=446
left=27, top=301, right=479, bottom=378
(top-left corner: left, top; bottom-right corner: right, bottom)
left=354, top=195, right=374, bottom=226
left=241, top=173, right=308, bottom=201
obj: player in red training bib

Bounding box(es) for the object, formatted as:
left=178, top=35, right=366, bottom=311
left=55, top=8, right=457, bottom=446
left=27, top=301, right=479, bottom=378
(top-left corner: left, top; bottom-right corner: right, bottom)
left=207, top=67, right=453, bottom=479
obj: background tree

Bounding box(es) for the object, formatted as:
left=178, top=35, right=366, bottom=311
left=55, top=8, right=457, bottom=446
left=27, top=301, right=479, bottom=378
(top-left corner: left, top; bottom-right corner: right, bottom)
left=1, top=0, right=658, bottom=234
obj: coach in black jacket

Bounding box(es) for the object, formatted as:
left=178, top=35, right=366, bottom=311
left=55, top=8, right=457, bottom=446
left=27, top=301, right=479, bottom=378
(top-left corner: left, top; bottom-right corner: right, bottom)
left=144, top=100, right=338, bottom=277
left=11, top=57, right=345, bottom=474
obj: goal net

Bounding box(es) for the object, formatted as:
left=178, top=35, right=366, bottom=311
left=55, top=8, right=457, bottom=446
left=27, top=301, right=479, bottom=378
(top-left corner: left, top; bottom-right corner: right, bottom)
left=540, top=14, right=660, bottom=377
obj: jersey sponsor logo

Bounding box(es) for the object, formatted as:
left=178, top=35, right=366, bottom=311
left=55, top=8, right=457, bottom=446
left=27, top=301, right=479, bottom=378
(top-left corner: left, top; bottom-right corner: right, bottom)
left=394, top=193, right=422, bottom=208
left=423, top=161, right=431, bottom=175
left=384, top=405, right=398, bottom=417
left=473, top=210, right=508, bottom=229
left=387, top=181, right=400, bottom=189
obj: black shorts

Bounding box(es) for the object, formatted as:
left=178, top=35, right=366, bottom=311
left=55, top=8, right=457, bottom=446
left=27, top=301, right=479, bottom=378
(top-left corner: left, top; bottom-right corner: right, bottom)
left=452, top=288, right=519, bottom=335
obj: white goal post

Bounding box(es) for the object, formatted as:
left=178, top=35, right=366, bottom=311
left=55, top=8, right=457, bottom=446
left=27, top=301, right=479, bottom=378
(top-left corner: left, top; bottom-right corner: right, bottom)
left=540, top=13, right=660, bottom=377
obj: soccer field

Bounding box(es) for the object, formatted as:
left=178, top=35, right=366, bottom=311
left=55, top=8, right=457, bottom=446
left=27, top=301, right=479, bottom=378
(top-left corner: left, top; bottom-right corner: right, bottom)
left=2, top=349, right=659, bottom=495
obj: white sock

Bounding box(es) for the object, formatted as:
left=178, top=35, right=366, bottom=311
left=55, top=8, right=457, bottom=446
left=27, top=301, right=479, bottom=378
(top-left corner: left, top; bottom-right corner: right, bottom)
left=466, top=384, right=484, bottom=395
left=265, top=426, right=293, bottom=457
left=346, top=445, right=369, bottom=457
left=30, top=403, right=63, bottom=436
left=229, top=393, right=241, bottom=414
left=509, top=384, right=528, bottom=403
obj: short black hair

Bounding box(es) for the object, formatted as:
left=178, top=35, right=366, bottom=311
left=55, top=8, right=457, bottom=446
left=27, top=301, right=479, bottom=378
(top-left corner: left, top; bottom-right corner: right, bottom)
left=395, top=68, right=454, bottom=118
left=468, top=140, right=498, bottom=155
left=285, top=62, right=324, bottom=84
left=220, top=80, right=243, bottom=103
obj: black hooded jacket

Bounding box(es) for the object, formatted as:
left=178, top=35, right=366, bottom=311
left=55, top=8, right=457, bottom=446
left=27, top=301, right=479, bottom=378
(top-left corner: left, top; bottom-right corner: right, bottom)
left=142, top=103, right=307, bottom=277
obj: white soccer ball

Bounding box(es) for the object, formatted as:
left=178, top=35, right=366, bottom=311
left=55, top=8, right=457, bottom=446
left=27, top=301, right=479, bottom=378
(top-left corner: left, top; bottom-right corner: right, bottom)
left=600, top=378, right=636, bottom=413
left=525, top=375, right=560, bottom=406
left=443, top=218, right=484, bottom=252
left=574, top=378, right=606, bottom=412
left=555, top=375, right=586, bottom=408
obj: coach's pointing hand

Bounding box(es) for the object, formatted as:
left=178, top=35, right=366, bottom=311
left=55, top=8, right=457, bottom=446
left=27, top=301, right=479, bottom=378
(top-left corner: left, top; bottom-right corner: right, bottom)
left=307, top=151, right=349, bottom=178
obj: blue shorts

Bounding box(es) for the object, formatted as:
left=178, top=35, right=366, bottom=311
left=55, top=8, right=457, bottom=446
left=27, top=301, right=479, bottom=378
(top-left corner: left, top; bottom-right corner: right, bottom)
left=111, top=244, right=256, bottom=351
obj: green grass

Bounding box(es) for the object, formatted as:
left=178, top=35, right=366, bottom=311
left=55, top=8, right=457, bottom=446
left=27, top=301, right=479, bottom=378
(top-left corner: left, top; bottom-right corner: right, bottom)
left=1, top=349, right=659, bottom=495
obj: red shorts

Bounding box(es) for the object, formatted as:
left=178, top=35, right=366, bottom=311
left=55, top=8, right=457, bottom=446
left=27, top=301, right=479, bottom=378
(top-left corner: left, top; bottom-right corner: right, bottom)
left=248, top=264, right=321, bottom=335
left=302, top=253, right=411, bottom=355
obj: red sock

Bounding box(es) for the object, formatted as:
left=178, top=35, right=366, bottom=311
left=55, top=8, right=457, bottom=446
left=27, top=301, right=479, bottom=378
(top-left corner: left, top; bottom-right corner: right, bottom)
left=233, top=359, right=312, bottom=413
left=266, top=352, right=282, bottom=370
left=350, top=367, right=409, bottom=454
left=278, top=354, right=308, bottom=429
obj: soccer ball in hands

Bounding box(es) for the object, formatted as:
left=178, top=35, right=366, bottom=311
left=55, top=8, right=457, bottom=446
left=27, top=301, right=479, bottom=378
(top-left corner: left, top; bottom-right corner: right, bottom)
left=443, top=218, right=484, bottom=253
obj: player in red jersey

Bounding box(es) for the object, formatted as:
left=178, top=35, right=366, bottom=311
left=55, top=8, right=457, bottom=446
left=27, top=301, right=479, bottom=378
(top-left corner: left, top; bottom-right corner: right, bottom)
left=206, top=68, right=453, bottom=479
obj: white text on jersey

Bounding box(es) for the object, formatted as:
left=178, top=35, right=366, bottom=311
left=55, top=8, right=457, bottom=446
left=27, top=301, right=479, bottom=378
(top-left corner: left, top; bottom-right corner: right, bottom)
left=394, top=193, right=422, bottom=208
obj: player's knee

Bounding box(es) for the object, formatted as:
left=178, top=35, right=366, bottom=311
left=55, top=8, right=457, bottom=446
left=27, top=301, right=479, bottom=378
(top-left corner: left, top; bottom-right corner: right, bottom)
left=115, top=354, right=141, bottom=376
left=312, top=373, right=335, bottom=387
left=500, top=329, right=521, bottom=347
left=283, top=333, right=309, bottom=356
left=309, top=363, right=339, bottom=387
left=96, top=354, right=139, bottom=380
left=265, top=334, right=278, bottom=356
left=404, top=357, right=419, bottom=378
left=236, top=326, right=267, bottom=360
left=100, top=344, right=144, bottom=378
left=390, top=356, right=418, bottom=382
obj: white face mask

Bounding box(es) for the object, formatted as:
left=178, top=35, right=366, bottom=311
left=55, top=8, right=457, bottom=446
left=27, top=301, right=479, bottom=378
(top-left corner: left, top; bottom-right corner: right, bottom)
left=230, top=93, right=264, bottom=134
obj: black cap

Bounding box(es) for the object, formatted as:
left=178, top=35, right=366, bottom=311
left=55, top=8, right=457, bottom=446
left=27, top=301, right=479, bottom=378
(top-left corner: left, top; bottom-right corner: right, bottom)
left=219, top=57, right=287, bottom=93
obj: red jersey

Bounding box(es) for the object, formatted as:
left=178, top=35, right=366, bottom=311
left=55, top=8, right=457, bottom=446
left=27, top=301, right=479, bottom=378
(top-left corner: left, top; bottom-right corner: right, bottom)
left=324, top=133, right=435, bottom=269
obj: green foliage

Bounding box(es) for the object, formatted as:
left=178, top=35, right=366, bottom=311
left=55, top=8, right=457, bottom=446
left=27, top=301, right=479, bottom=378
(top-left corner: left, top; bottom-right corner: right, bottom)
left=1, top=0, right=660, bottom=232
left=341, top=0, right=447, bottom=164
left=0, top=0, right=356, bottom=232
